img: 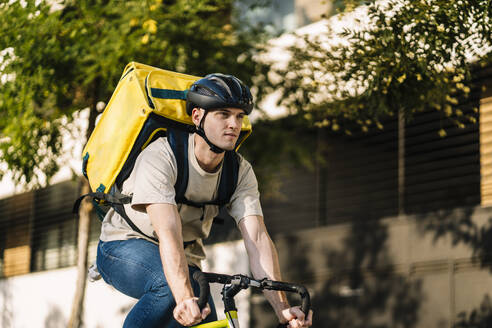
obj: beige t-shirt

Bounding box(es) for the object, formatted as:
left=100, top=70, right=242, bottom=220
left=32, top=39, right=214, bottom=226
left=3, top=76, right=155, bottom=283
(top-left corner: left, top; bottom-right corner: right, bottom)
left=99, top=133, right=263, bottom=267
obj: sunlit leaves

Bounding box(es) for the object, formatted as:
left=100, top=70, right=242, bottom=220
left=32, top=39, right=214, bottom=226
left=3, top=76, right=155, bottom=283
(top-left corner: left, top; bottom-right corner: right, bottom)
left=256, top=0, right=492, bottom=136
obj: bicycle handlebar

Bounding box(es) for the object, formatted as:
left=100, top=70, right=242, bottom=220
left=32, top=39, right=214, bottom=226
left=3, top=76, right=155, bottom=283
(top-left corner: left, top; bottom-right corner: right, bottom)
left=192, top=271, right=210, bottom=310
left=192, top=271, right=311, bottom=322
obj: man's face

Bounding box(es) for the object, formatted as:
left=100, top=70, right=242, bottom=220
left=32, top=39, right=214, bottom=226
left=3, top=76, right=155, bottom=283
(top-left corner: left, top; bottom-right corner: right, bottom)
left=196, top=107, right=245, bottom=151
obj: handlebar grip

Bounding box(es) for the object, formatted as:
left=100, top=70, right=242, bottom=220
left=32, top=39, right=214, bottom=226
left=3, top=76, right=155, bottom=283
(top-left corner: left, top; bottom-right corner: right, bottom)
left=264, top=281, right=311, bottom=316
left=203, top=272, right=233, bottom=284
left=192, top=270, right=210, bottom=310
left=296, top=285, right=311, bottom=316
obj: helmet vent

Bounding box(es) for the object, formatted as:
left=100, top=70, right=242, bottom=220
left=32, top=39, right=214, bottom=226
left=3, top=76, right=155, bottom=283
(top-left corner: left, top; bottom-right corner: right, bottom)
left=195, top=86, right=215, bottom=97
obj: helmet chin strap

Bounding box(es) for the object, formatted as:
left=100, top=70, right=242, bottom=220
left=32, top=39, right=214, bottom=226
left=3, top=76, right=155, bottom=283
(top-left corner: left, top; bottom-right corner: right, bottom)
left=194, top=111, right=226, bottom=154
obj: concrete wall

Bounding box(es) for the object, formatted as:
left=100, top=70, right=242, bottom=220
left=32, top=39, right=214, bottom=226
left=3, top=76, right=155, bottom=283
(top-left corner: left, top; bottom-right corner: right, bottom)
left=0, top=266, right=132, bottom=328
left=251, top=205, right=492, bottom=327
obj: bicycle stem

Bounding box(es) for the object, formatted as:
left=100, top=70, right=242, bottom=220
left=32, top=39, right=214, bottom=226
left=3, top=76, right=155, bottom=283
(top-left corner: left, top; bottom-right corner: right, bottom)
left=222, top=275, right=252, bottom=312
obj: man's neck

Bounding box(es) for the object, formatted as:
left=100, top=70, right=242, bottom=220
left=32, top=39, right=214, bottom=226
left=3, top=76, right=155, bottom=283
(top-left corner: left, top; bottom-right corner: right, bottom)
left=193, top=134, right=225, bottom=173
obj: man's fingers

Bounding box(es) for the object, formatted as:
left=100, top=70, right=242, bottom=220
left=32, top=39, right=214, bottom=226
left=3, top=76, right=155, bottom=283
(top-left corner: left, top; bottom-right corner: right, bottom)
left=288, top=319, right=302, bottom=328
left=281, top=308, right=295, bottom=322
left=173, top=297, right=204, bottom=326
left=281, top=306, right=313, bottom=327
left=202, top=303, right=211, bottom=319
left=174, top=312, right=188, bottom=326
left=286, top=306, right=314, bottom=328
left=190, top=297, right=202, bottom=318
left=289, top=306, right=305, bottom=322
left=305, top=310, right=313, bottom=326
left=293, top=309, right=313, bottom=328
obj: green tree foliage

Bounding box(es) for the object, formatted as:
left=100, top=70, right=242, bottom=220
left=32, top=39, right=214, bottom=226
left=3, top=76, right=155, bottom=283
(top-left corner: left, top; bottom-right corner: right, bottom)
left=256, top=0, right=492, bottom=136
left=0, top=0, right=262, bottom=187
left=331, top=0, right=371, bottom=14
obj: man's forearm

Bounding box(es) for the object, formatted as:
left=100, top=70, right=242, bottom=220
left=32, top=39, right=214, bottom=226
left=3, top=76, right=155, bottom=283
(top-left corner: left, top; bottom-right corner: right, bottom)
left=240, top=216, right=289, bottom=316
left=159, top=228, right=194, bottom=303
left=147, top=204, right=195, bottom=303
left=250, top=232, right=290, bottom=314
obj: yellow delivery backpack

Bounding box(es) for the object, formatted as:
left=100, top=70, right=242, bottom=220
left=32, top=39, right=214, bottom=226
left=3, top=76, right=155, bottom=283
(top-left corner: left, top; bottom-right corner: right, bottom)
left=73, top=62, right=252, bottom=240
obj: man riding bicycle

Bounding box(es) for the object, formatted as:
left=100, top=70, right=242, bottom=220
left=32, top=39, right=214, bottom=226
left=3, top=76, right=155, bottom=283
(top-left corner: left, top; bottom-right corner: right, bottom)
left=96, top=73, right=314, bottom=327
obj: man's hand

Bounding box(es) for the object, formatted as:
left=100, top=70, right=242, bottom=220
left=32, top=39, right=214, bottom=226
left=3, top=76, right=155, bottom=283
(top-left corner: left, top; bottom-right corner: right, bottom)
left=279, top=306, right=314, bottom=328
left=173, top=297, right=211, bottom=326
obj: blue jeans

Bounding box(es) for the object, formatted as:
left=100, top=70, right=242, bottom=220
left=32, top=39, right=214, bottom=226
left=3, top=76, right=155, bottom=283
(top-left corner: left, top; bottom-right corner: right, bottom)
left=97, top=239, right=217, bottom=328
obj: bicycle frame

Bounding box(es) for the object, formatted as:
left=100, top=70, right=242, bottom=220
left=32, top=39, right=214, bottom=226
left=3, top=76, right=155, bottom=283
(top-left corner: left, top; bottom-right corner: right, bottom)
left=192, top=310, right=239, bottom=328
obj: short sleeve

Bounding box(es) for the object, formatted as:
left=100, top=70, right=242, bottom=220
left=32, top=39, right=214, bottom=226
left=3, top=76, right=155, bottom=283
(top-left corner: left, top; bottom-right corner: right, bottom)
left=228, top=156, right=263, bottom=224
left=130, top=139, right=177, bottom=211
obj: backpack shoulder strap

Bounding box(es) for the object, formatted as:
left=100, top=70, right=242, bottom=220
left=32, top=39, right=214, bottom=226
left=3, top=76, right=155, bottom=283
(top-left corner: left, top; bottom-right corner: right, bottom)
left=216, top=150, right=240, bottom=206
left=168, top=128, right=240, bottom=208
left=167, top=127, right=190, bottom=204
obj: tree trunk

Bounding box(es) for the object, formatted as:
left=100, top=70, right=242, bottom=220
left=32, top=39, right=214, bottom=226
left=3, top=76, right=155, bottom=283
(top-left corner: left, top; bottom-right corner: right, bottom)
left=67, top=178, right=93, bottom=328
left=68, top=85, right=99, bottom=327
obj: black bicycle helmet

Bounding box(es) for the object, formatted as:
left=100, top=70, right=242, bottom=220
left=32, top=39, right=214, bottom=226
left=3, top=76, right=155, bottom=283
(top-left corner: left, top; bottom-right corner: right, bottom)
left=186, top=73, right=254, bottom=115
left=186, top=73, right=253, bottom=154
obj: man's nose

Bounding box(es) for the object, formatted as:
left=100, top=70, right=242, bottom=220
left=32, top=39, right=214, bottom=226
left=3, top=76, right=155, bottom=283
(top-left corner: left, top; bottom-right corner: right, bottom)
left=228, top=116, right=241, bottom=130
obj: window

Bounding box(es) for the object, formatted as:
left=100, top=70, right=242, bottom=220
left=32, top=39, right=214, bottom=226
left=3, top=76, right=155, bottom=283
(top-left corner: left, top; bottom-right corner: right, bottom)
left=0, top=180, right=102, bottom=277
left=481, top=96, right=492, bottom=207
left=0, top=192, right=33, bottom=277
left=30, top=181, right=79, bottom=272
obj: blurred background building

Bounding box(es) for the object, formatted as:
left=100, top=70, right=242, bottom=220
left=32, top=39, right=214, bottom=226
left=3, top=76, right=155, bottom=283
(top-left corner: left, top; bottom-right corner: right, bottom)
left=1, top=1, right=492, bottom=327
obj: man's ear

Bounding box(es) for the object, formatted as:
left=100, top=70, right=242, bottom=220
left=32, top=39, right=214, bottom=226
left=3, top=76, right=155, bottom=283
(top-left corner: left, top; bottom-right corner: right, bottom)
left=191, top=107, right=203, bottom=126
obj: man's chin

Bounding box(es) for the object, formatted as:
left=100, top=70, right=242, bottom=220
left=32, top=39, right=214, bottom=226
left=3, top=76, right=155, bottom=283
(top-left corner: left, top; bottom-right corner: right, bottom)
left=216, top=137, right=238, bottom=151
left=216, top=142, right=236, bottom=152
left=222, top=144, right=236, bottom=151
